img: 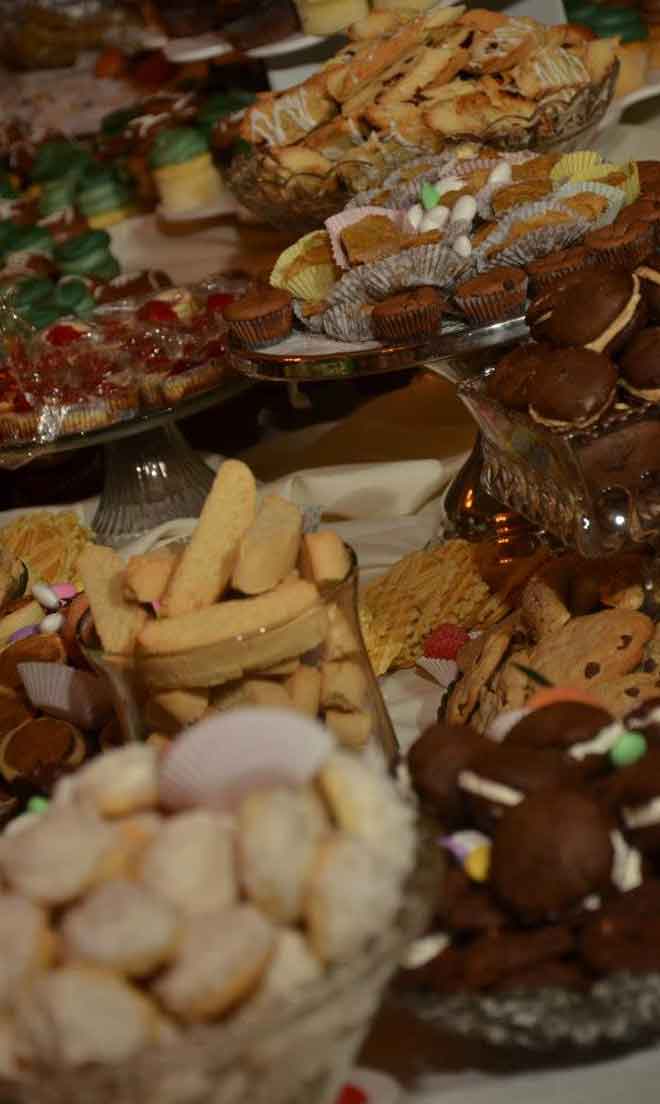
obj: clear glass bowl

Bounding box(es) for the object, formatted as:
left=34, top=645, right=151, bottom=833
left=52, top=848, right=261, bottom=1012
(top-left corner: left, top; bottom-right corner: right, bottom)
left=227, top=64, right=618, bottom=231
left=459, top=374, right=660, bottom=558
left=0, top=843, right=440, bottom=1104
left=79, top=543, right=399, bottom=766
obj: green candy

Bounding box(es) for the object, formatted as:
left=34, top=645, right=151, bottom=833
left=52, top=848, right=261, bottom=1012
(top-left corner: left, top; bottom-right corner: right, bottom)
left=27, top=796, right=49, bottom=814
left=610, top=730, right=647, bottom=768
left=421, top=181, right=439, bottom=211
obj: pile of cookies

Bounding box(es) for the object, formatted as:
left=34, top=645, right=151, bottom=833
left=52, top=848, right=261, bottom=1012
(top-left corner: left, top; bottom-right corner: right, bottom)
left=404, top=688, right=660, bottom=996
left=0, top=715, right=416, bottom=1082
left=239, top=4, right=617, bottom=199
left=444, top=550, right=660, bottom=730
left=81, top=459, right=385, bottom=754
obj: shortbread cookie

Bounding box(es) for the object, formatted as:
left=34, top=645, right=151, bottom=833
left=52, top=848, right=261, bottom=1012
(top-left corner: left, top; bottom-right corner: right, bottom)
left=55, top=744, right=159, bottom=817
left=323, top=603, right=359, bottom=661
left=0, top=894, right=55, bottom=1011
left=238, top=787, right=328, bottom=923
left=286, top=665, right=322, bottom=716
left=0, top=806, right=115, bottom=905
left=305, top=833, right=401, bottom=962
left=143, top=689, right=209, bottom=734
left=154, top=905, right=274, bottom=1022
left=62, top=879, right=181, bottom=977
left=318, top=751, right=416, bottom=876
left=590, top=672, right=660, bottom=719
left=14, top=966, right=160, bottom=1067
left=324, top=708, right=372, bottom=749
left=139, top=809, right=237, bottom=916
left=527, top=610, right=654, bottom=687
left=257, top=930, right=322, bottom=1004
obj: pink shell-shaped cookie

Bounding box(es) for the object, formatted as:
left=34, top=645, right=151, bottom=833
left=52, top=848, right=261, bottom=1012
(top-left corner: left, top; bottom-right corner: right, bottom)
left=159, top=707, right=333, bottom=812
left=18, top=662, right=113, bottom=731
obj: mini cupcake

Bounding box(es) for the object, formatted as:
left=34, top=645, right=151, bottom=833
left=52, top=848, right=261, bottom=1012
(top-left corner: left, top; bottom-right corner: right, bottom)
left=30, top=141, right=91, bottom=186
left=11, top=276, right=55, bottom=314
left=584, top=220, right=655, bottom=270
left=454, top=266, right=528, bottom=324
left=3, top=224, right=54, bottom=264
left=76, top=166, right=137, bottom=230
left=224, top=286, right=293, bottom=347
left=38, top=175, right=77, bottom=219
left=526, top=246, right=591, bottom=296
left=148, top=127, right=224, bottom=216
left=371, top=287, right=444, bottom=342
left=54, top=278, right=96, bottom=320
left=270, top=231, right=339, bottom=304
left=38, top=207, right=89, bottom=245
left=54, top=230, right=120, bottom=282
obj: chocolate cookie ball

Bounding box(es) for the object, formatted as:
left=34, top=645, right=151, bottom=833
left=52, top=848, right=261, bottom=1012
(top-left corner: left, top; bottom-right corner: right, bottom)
left=458, top=743, right=582, bottom=833
left=490, top=789, right=613, bottom=922
left=527, top=268, right=645, bottom=354
left=528, top=347, right=618, bottom=430
left=408, top=722, right=486, bottom=827
left=506, top=702, right=614, bottom=777
left=596, top=744, right=660, bottom=856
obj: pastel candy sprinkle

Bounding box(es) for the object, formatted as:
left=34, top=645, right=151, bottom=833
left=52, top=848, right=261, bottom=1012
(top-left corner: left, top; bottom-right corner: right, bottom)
left=610, top=730, right=647, bottom=767
left=52, top=582, right=78, bottom=601
left=464, top=843, right=491, bottom=882
left=27, top=796, right=49, bottom=814
left=421, top=181, right=439, bottom=211
left=39, top=612, right=64, bottom=634
left=8, top=625, right=39, bottom=644
left=32, top=582, right=60, bottom=611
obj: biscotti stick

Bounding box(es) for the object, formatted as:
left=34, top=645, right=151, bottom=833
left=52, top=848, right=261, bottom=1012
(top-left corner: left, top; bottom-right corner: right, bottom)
left=78, top=544, right=147, bottom=657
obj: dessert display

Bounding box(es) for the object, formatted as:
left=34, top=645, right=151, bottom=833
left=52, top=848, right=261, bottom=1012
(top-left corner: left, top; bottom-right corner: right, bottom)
left=228, top=147, right=638, bottom=347
left=0, top=716, right=421, bottom=1102
left=80, top=459, right=397, bottom=758
left=231, top=5, right=618, bottom=222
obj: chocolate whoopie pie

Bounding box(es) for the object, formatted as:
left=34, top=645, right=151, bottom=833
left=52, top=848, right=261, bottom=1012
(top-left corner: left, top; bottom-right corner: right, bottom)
left=580, top=880, right=660, bottom=974
left=490, top=789, right=614, bottom=922
left=485, top=342, right=551, bottom=410
left=636, top=254, right=660, bottom=320
left=407, top=722, right=487, bottom=827
left=619, top=327, right=660, bottom=400
left=527, top=268, right=646, bottom=354
left=458, top=743, right=582, bottom=833
left=580, top=418, right=660, bottom=493
left=528, top=346, right=618, bottom=430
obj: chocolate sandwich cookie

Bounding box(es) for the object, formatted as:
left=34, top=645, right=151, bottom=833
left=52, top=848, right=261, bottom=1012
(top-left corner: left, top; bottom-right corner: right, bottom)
left=408, top=722, right=487, bottom=827
left=0, top=717, right=87, bottom=795
left=580, top=880, right=660, bottom=974
left=490, top=789, right=614, bottom=922
left=596, top=744, right=660, bottom=856
left=485, top=342, right=552, bottom=410
left=619, top=327, right=660, bottom=400
left=527, top=268, right=646, bottom=354
left=506, top=702, right=614, bottom=777
left=580, top=418, right=660, bottom=493
left=458, top=743, right=582, bottom=833
left=528, top=347, right=618, bottom=430
left=636, top=254, right=660, bottom=320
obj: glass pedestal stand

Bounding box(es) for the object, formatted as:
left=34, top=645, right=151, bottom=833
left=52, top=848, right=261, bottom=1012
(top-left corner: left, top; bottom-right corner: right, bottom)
left=0, top=379, right=250, bottom=548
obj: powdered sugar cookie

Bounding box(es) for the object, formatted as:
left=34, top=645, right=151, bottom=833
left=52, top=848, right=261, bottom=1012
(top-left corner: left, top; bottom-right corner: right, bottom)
left=305, top=834, right=401, bottom=963
left=14, top=965, right=160, bottom=1067
left=318, top=752, right=416, bottom=877
left=0, top=806, right=115, bottom=905
left=55, top=744, right=159, bottom=817
left=154, top=905, right=274, bottom=1022
left=238, top=787, right=328, bottom=923
left=62, top=879, right=181, bottom=977
left=139, top=809, right=237, bottom=915
left=0, top=894, right=55, bottom=1011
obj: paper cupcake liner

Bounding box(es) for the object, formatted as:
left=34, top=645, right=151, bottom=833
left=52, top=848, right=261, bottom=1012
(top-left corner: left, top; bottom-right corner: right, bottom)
left=327, top=266, right=372, bottom=309
left=472, top=197, right=588, bottom=272
left=454, top=277, right=528, bottom=325
left=293, top=299, right=325, bottom=333
left=281, top=263, right=338, bottom=304
left=550, top=150, right=603, bottom=183
left=325, top=207, right=405, bottom=269
left=587, top=228, right=655, bottom=271
left=360, top=242, right=469, bottom=300
left=372, top=296, right=442, bottom=342
left=625, top=161, right=641, bottom=204
left=229, top=303, right=293, bottom=348
left=527, top=251, right=592, bottom=295
left=554, top=180, right=626, bottom=231
left=159, top=707, right=333, bottom=812
left=18, top=661, right=113, bottom=730
left=322, top=301, right=375, bottom=342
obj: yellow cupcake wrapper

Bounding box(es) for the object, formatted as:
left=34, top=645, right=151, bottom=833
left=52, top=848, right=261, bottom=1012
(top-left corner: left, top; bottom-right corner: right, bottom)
left=550, top=150, right=602, bottom=184
left=88, top=206, right=137, bottom=230
left=569, top=160, right=640, bottom=205
left=153, top=153, right=212, bottom=181
left=271, top=230, right=338, bottom=302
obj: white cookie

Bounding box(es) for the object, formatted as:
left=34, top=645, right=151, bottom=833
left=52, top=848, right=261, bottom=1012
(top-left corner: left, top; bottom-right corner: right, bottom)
left=139, top=809, right=237, bottom=915
left=0, top=894, right=55, bottom=1011
left=257, top=930, right=322, bottom=1005
left=0, top=806, right=115, bottom=905
left=14, top=965, right=160, bottom=1067
left=318, top=751, right=416, bottom=876
left=304, top=833, right=401, bottom=963
left=62, top=879, right=181, bottom=977
left=54, top=744, right=159, bottom=817
left=238, top=786, right=329, bottom=923
left=154, top=905, right=274, bottom=1022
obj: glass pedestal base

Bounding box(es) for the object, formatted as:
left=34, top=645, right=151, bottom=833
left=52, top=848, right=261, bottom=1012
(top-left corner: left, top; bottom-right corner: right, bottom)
left=93, top=423, right=215, bottom=548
